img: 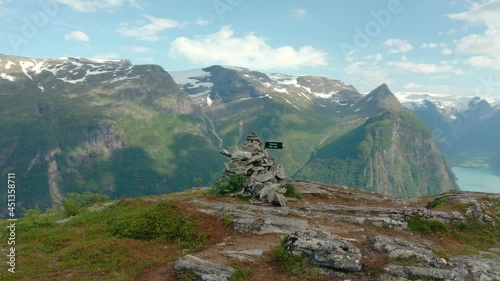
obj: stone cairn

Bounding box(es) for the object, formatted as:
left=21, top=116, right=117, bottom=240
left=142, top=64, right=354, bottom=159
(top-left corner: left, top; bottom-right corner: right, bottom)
left=219, top=132, right=289, bottom=207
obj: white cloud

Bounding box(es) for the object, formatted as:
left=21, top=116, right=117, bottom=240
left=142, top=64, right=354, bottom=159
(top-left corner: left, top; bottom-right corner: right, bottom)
left=421, top=42, right=438, bottom=49
left=343, top=57, right=392, bottom=91
left=383, top=39, right=414, bottom=53
left=64, top=30, right=90, bottom=42
left=449, top=0, right=500, bottom=69
left=169, top=26, right=328, bottom=70
left=430, top=75, right=450, bottom=80
left=364, top=53, right=383, bottom=61
left=421, top=42, right=447, bottom=49
left=464, top=55, right=500, bottom=70
left=290, top=8, right=308, bottom=19
left=442, top=48, right=453, bottom=55
left=56, top=0, right=125, bottom=12
left=118, top=15, right=182, bottom=41
left=196, top=17, right=211, bottom=25
left=0, top=0, right=12, bottom=16
left=387, top=59, right=463, bottom=74
left=402, top=82, right=453, bottom=94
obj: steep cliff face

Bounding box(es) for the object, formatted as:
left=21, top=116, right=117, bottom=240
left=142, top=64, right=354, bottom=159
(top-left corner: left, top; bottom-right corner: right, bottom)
left=296, top=85, right=458, bottom=197
left=362, top=111, right=457, bottom=196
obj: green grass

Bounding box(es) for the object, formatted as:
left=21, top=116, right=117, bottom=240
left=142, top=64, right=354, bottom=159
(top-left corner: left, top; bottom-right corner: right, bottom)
left=426, top=197, right=448, bottom=209
left=0, top=197, right=219, bottom=280
left=273, top=240, right=310, bottom=276
left=392, top=257, right=421, bottom=266
left=222, top=213, right=234, bottom=227
left=408, top=213, right=500, bottom=257
left=284, top=183, right=303, bottom=200
left=229, top=267, right=250, bottom=281
left=452, top=218, right=500, bottom=250
left=407, top=216, right=449, bottom=234
left=107, top=200, right=208, bottom=250
left=61, top=192, right=109, bottom=217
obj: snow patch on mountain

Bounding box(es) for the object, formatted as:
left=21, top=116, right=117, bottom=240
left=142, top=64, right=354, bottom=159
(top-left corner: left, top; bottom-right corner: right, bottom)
left=57, top=76, right=86, bottom=84
left=5, top=61, right=15, bottom=69
left=267, top=73, right=299, bottom=86
left=221, top=65, right=247, bottom=72
left=273, top=87, right=288, bottom=94
left=312, top=91, right=339, bottom=99
left=282, top=97, right=301, bottom=111
left=20, top=60, right=35, bottom=79
left=170, top=69, right=213, bottom=96
left=0, top=73, right=15, bottom=81
left=394, top=91, right=474, bottom=111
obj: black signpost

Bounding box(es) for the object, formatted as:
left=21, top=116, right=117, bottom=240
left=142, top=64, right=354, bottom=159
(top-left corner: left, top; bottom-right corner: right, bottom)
left=264, top=141, right=283, bottom=149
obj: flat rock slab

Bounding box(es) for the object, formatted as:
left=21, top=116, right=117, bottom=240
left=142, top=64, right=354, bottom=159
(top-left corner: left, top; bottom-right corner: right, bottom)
left=449, top=256, right=500, bottom=281
left=291, top=181, right=328, bottom=194
left=371, top=235, right=446, bottom=266
left=230, top=211, right=307, bottom=235
left=285, top=230, right=362, bottom=272
left=174, top=255, right=235, bottom=281
left=222, top=249, right=264, bottom=261
left=385, top=264, right=467, bottom=281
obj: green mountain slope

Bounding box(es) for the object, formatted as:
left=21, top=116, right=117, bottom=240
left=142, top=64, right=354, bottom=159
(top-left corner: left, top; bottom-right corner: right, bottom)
left=295, top=85, right=458, bottom=196
left=0, top=55, right=225, bottom=212
left=0, top=56, right=459, bottom=211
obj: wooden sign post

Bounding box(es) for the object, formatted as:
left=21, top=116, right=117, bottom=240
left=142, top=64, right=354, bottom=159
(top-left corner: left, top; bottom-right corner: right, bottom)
left=264, top=141, right=283, bottom=149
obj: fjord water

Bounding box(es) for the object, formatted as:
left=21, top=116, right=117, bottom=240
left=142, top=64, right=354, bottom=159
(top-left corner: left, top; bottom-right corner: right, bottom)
left=452, top=167, right=500, bottom=193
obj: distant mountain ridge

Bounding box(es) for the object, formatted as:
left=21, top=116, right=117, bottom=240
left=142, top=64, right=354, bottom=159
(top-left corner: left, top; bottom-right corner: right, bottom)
left=394, top=90, right=500, bottom=173
left=1, top=54, right=461, bottom=211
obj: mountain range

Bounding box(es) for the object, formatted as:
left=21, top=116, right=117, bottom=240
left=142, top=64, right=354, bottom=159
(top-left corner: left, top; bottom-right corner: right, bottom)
left=3, top=53, right=494, bottom=211
left=395, top=91, right=500, bottom=174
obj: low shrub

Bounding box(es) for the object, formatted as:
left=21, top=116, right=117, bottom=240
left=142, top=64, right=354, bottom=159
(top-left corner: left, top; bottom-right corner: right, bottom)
left=107, top=200, right=208, bottom=250
left=284, top=183, right=303, bottom=200
left=274, top=240, right=309, bottom=275
left=229, top=267, right=250, bottom=281
left=210, top=173, right=247, bottom=196
left=407, top=215, right=448, bottom=234
left=62, top=192, right=109, bottom=217
left=19, top=205, right=55, bottom=229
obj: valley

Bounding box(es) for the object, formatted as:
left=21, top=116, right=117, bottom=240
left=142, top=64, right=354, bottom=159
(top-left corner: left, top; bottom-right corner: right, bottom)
left=1, top=53, right=498, bottom=212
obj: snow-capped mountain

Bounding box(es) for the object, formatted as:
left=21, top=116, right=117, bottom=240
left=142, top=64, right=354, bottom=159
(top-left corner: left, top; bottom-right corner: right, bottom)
left=0, top=55, right=134, bottom=85
left=1, top=53, right=494, bottom=211
left=394, top=91, right=500, bottom=120
left=169, top=65, right=362, bottom=111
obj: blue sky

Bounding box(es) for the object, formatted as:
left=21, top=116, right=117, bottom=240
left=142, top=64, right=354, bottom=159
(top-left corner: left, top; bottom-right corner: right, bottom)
left=1, top=0, right=500, bottom=97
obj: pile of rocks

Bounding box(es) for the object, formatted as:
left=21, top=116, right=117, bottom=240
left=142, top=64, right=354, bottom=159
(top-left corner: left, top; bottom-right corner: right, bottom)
left=219, top=132, right=289, bottom=207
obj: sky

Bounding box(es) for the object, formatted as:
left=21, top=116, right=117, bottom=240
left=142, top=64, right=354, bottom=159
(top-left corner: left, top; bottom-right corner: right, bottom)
left=1, top=0, right=500, bottom=98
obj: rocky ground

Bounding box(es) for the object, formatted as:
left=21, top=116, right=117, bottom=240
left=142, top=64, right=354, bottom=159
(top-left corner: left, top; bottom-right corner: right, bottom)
left=139, top=181, right=500, bottom=281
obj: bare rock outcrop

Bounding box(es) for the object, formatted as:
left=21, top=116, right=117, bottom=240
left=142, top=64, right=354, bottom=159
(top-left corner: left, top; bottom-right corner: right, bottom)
left=174, top=255, right=235, bottom=281
left=284, top=230, right=362, bottom=272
